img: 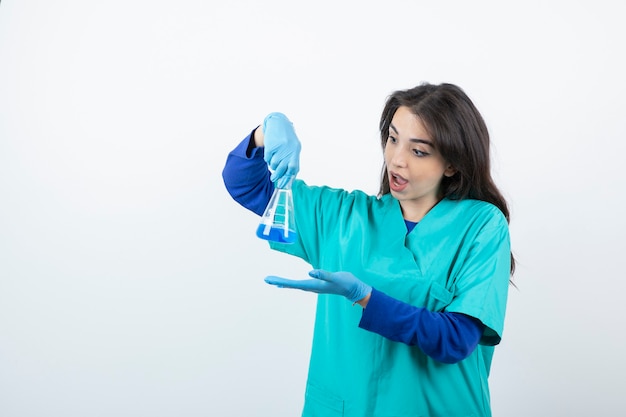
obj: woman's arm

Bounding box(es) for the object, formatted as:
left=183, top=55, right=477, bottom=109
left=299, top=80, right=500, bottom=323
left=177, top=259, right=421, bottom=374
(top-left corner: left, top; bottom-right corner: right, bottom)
left=359, top=288, right=484, bottom=364
left=265, top=270, right=484, bottom=364
left=222, top=128, right=274, bottom=216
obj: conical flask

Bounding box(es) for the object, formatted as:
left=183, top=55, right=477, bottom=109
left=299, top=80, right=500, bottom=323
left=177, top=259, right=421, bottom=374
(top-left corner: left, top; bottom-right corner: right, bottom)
left=256, top=177, right=297, bottom=244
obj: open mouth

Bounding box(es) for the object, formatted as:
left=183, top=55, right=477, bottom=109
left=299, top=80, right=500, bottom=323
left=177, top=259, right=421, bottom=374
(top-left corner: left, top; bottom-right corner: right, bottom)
left=389, top=171, right=408, bottom=192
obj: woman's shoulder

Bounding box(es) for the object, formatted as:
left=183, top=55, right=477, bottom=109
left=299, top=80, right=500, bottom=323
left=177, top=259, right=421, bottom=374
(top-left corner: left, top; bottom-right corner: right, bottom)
left=454, top=198, right=504, bottom=216
left=430, top=198, right=508, bottom=229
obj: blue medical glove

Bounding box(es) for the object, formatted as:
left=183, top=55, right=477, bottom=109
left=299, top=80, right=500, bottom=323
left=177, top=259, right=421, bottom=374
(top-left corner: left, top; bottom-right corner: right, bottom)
left=265, top=270, right=372, bottom=303
left=262, top=112, right=301, bottom=189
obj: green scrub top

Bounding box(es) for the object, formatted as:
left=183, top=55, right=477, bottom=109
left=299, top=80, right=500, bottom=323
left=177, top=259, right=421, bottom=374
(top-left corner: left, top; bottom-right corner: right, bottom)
left=270, top=180, right=511, bottom=417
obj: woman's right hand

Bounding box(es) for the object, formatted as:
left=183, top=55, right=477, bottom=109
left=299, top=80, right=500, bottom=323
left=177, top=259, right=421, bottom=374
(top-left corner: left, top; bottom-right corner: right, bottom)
left=260, top=112, right=301, bottom=188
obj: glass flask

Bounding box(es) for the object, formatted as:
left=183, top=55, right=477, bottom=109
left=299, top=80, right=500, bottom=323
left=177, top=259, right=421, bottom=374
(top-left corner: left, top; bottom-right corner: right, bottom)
left=256, top=177, right=297, bottom=244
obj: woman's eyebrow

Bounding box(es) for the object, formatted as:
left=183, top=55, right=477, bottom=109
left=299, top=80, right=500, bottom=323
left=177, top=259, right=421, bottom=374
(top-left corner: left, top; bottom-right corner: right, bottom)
left=390, top=123, right=433, bottom=146
left=409, top=138, right=434, bottom=146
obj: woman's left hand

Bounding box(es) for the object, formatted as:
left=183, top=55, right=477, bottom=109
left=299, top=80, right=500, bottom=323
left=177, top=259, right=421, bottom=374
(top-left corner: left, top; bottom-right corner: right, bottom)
left=265, top=269, right=372, bottom=304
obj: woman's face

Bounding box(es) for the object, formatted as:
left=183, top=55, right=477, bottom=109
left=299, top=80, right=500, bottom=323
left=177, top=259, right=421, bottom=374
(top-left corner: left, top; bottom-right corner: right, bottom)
left=384, top=106, right=456, bottom=221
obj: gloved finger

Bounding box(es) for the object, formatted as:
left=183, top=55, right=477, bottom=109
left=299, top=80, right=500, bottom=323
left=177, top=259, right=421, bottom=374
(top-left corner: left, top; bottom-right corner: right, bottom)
left=263, top=148, right=277, bottom=166
left=263, top=112, right=292, bottom=133
left=269, top=161, right=289, bottom=183
left=264, top=276, right=324, bottom=293
left=285, top=160, right=299, bottom=177
left=272, top=166, right=298, bottom=185
left=308, top=269, right=333, bottom=282
left=276, top=175, right=294, bottom=189
left=264, top=149, right=282, bottom=170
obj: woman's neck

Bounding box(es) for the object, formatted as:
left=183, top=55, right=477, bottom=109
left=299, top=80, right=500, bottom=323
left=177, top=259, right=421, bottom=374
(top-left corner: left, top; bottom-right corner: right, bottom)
left=400, top=197, right=441, bottom=222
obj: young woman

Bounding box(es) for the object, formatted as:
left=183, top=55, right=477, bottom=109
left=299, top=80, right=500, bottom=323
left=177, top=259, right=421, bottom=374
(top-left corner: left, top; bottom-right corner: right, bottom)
left=222, top=83, right=514, bottom=417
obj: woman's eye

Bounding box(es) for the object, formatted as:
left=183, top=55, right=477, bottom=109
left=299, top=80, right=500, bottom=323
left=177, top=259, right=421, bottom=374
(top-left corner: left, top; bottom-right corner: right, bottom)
left=388, top=135, right=397, bottom=144
left=413, top=149, right=428, bottom=157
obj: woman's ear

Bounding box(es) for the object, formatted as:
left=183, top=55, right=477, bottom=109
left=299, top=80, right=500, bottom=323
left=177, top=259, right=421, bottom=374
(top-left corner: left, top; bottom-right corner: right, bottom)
left=444, top=164, right=457, bottom=178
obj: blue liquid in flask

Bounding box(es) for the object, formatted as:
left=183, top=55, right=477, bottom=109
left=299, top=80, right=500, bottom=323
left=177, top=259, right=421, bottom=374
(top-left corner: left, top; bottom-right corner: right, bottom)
left=256, top=224, right=297, bottom=243
left=257, top=179, right=297, bottom=244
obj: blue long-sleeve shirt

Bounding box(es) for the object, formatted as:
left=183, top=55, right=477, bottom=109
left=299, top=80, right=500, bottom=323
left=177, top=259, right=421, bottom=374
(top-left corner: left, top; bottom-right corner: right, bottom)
left=222, top=130, right=485, bottom=364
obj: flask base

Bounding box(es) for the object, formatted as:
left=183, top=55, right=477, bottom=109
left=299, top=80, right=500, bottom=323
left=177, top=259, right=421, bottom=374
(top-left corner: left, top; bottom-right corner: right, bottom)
left=256, top=224, right=297, bottom=244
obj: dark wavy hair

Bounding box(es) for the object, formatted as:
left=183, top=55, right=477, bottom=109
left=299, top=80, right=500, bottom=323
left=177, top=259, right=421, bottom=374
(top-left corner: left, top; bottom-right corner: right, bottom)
left=379, top=83, right=515, bottom=275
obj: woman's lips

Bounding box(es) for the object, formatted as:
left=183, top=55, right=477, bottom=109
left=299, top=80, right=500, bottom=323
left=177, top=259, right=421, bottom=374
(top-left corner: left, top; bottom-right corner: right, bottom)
left=389, top=171, right=408, bottom=192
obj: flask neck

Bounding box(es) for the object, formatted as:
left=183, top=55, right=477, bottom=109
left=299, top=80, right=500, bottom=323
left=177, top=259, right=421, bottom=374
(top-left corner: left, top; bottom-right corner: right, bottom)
left=275, top=176, right=294, bottom=190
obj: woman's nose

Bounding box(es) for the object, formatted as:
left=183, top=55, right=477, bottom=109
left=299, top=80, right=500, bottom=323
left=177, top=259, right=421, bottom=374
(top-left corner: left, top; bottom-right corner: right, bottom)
left=390, top=147, right=407, bottom=167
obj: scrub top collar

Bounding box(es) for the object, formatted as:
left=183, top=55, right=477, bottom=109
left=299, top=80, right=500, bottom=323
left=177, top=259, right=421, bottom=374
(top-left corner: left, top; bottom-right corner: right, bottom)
left=380, top=194, right=458, bottom=237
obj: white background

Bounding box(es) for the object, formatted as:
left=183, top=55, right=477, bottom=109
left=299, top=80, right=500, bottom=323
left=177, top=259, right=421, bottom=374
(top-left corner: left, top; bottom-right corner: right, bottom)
left=1, top=1, right=625, bottom=416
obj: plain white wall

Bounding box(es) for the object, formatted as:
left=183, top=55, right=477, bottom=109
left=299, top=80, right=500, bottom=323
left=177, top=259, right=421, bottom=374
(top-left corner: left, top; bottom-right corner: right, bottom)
left=1, top=1, right=625, bottom=416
